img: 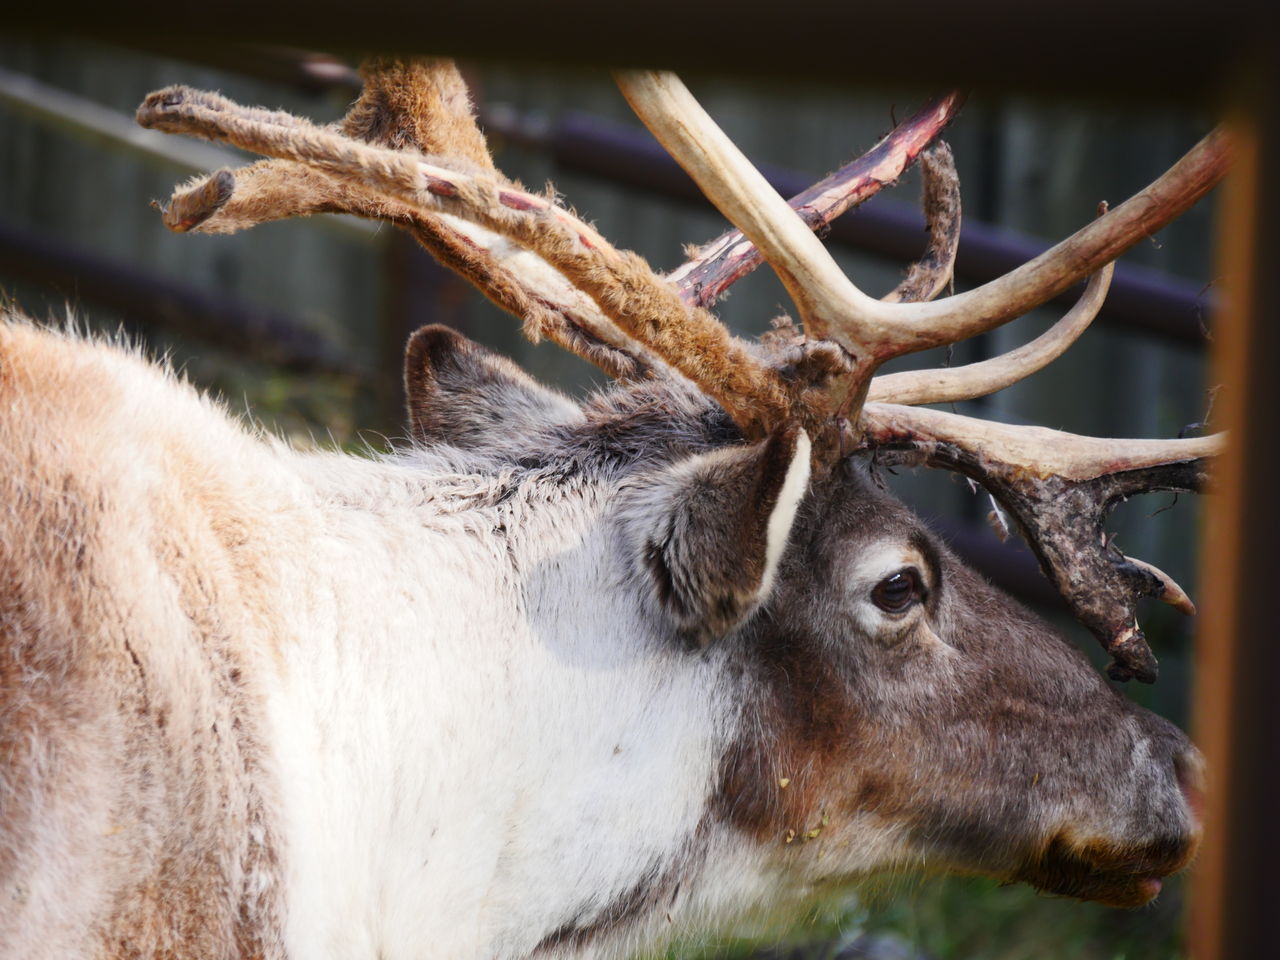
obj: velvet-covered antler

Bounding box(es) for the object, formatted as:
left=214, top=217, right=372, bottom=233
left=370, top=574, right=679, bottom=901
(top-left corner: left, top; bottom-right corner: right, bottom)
left=139, top=60, right=961, bottom=435
left=150, top=60, right=659, bottom=381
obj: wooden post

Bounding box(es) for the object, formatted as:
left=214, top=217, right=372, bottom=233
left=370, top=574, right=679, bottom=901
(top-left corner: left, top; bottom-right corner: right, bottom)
left=1189, top=53, right=1280, bottom=960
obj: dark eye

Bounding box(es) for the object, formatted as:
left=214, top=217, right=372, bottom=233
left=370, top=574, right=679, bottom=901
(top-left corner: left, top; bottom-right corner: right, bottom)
left=872, top=568, right=924, bottom=613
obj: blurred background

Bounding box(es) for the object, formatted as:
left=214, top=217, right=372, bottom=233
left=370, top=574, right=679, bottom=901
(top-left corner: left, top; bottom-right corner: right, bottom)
left=0, top=37, right=1222, bottom=960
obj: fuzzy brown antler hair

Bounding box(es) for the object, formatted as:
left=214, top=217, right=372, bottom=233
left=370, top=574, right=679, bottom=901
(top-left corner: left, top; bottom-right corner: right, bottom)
left=139, top=59, right=964, bottom=436
left=152, top=60, right=658, bottom=381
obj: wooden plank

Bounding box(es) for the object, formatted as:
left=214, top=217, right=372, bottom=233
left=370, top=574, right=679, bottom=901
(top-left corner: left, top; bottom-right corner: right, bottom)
left=1188, top=56, right=1280, bottom=960
left=7, top=2, right=1271, bottom=96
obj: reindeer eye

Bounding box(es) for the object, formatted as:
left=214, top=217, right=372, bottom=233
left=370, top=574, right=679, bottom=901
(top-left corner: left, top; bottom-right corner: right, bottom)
left=872, top=568, right=924, bottom=613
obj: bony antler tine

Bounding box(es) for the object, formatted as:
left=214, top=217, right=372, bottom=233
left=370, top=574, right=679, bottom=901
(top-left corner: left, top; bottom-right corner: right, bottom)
left=1126, top=557, right=1197, bottom=616
left=860, top=403, right=1224, bottom=480
left=615, top=70, right=881, bottom=349
left=856, top=129, right=1232, bottom=360
left=858, top=401, right=1220, bottom=682
left=868, top=260, right=1114, bottom=406
left=881, top=142, right=962, bottom=305
left=870, top=199, right=1115, bottom=406
left=667, top=92, right=965, bottom=308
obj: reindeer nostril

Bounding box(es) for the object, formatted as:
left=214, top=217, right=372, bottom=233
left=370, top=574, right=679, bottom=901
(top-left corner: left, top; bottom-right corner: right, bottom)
left=1174, top=748, right=1206, bottom=826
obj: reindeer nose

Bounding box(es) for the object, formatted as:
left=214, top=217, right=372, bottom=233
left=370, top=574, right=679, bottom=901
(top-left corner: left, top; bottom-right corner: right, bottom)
left=1174, top=747, right=1206, bottom=826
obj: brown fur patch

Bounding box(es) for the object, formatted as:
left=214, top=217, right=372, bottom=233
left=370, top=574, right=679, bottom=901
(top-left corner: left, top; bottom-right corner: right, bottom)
left=0, top=325, right=284, bottom=959
left=343, top=58, right=495, bottom=172
left=712, top=629, right=901, bottom=846
left=707, top=465, right=1199, bottom=902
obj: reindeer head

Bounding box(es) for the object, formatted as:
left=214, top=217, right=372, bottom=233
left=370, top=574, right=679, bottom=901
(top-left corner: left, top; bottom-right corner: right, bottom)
left=395, top=320, right=1203, bottom=912
left=136, top=58, right=1222, bottom=910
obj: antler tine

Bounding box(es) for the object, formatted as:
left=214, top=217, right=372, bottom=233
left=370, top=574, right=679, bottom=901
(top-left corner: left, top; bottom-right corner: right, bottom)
left=617, top=71, right=1230, bottom=429
left=880, top=141, right=962, bottom=305
left=343, top=57, right=496, bottom=172
left=138, top=80, right=792, bottom=437
left=869, top=251, right=1113, bottom=406
left=616, top=70, right=876, bottom=349
left=666, top=93, right=964, bottom=308
left=868, top=263, right=1112, bottom=405
left=147, top=60, right=663, bottom=382
left=859, top=402, right=1225, bottom=682
left=861, top=403, right=1224, bottom=482
left=862, top=129, right=1230, bottom=358
left=157, top=58, right=497, bottom=235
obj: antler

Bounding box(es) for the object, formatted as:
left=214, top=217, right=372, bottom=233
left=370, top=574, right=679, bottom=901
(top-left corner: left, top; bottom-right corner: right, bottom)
left=666, top=94, right=965, bottom=307
left=149, top=60, right=661, bottom=382
left=859, top=405, right=1223, bottom=682
left=137, top=59, right=1229, bottom=680
left=139, top=60, right=961, bottom=436
left=614, top=70, right=1228, bottom=680
left=619, top=71, right=1228, bottom=412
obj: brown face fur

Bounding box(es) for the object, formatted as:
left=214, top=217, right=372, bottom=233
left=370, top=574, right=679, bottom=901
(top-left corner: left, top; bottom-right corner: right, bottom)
left=715, top=461, right=1201, bottom=907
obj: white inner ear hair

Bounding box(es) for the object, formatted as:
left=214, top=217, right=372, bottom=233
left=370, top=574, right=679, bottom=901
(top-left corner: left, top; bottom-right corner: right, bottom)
left=760, top=430, right=812, bottom=597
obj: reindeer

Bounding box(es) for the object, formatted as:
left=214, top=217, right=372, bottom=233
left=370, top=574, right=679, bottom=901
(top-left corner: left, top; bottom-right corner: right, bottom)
left=0, top=59, right=1225, bottom=959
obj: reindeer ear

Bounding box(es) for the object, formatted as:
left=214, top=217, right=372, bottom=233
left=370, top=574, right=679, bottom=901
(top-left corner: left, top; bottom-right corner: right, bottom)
left=628, top=424, right=811, bottom=647
left=404, top=325, right=583, bottom=449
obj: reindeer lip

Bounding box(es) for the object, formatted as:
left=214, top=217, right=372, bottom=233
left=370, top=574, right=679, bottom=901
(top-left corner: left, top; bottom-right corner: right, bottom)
left=1137, top=876, right=1164, bottom=900
left=1011, top=833, right=1188, bottom=907
left=1026, top=869, right=1166, bottom=908
left=1013, top=846, right=1182, bottom=908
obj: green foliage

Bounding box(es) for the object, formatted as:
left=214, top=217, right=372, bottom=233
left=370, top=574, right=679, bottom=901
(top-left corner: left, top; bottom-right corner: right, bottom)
left=663, top=875, right=1185, bottom=960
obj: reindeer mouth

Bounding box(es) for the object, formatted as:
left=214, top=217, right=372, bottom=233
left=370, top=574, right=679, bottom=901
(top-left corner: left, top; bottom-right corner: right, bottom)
left=1016, top=862, right=1166, bottom=908
left=1012, top=833, right=1194, bottom=908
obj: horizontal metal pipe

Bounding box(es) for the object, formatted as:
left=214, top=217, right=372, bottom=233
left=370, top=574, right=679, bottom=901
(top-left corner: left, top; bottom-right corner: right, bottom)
left=0, top=221, right=366, bottom=378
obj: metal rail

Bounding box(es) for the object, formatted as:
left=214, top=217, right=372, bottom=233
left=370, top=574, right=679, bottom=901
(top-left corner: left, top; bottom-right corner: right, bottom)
left=0, top=221, right=365, bottom=377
